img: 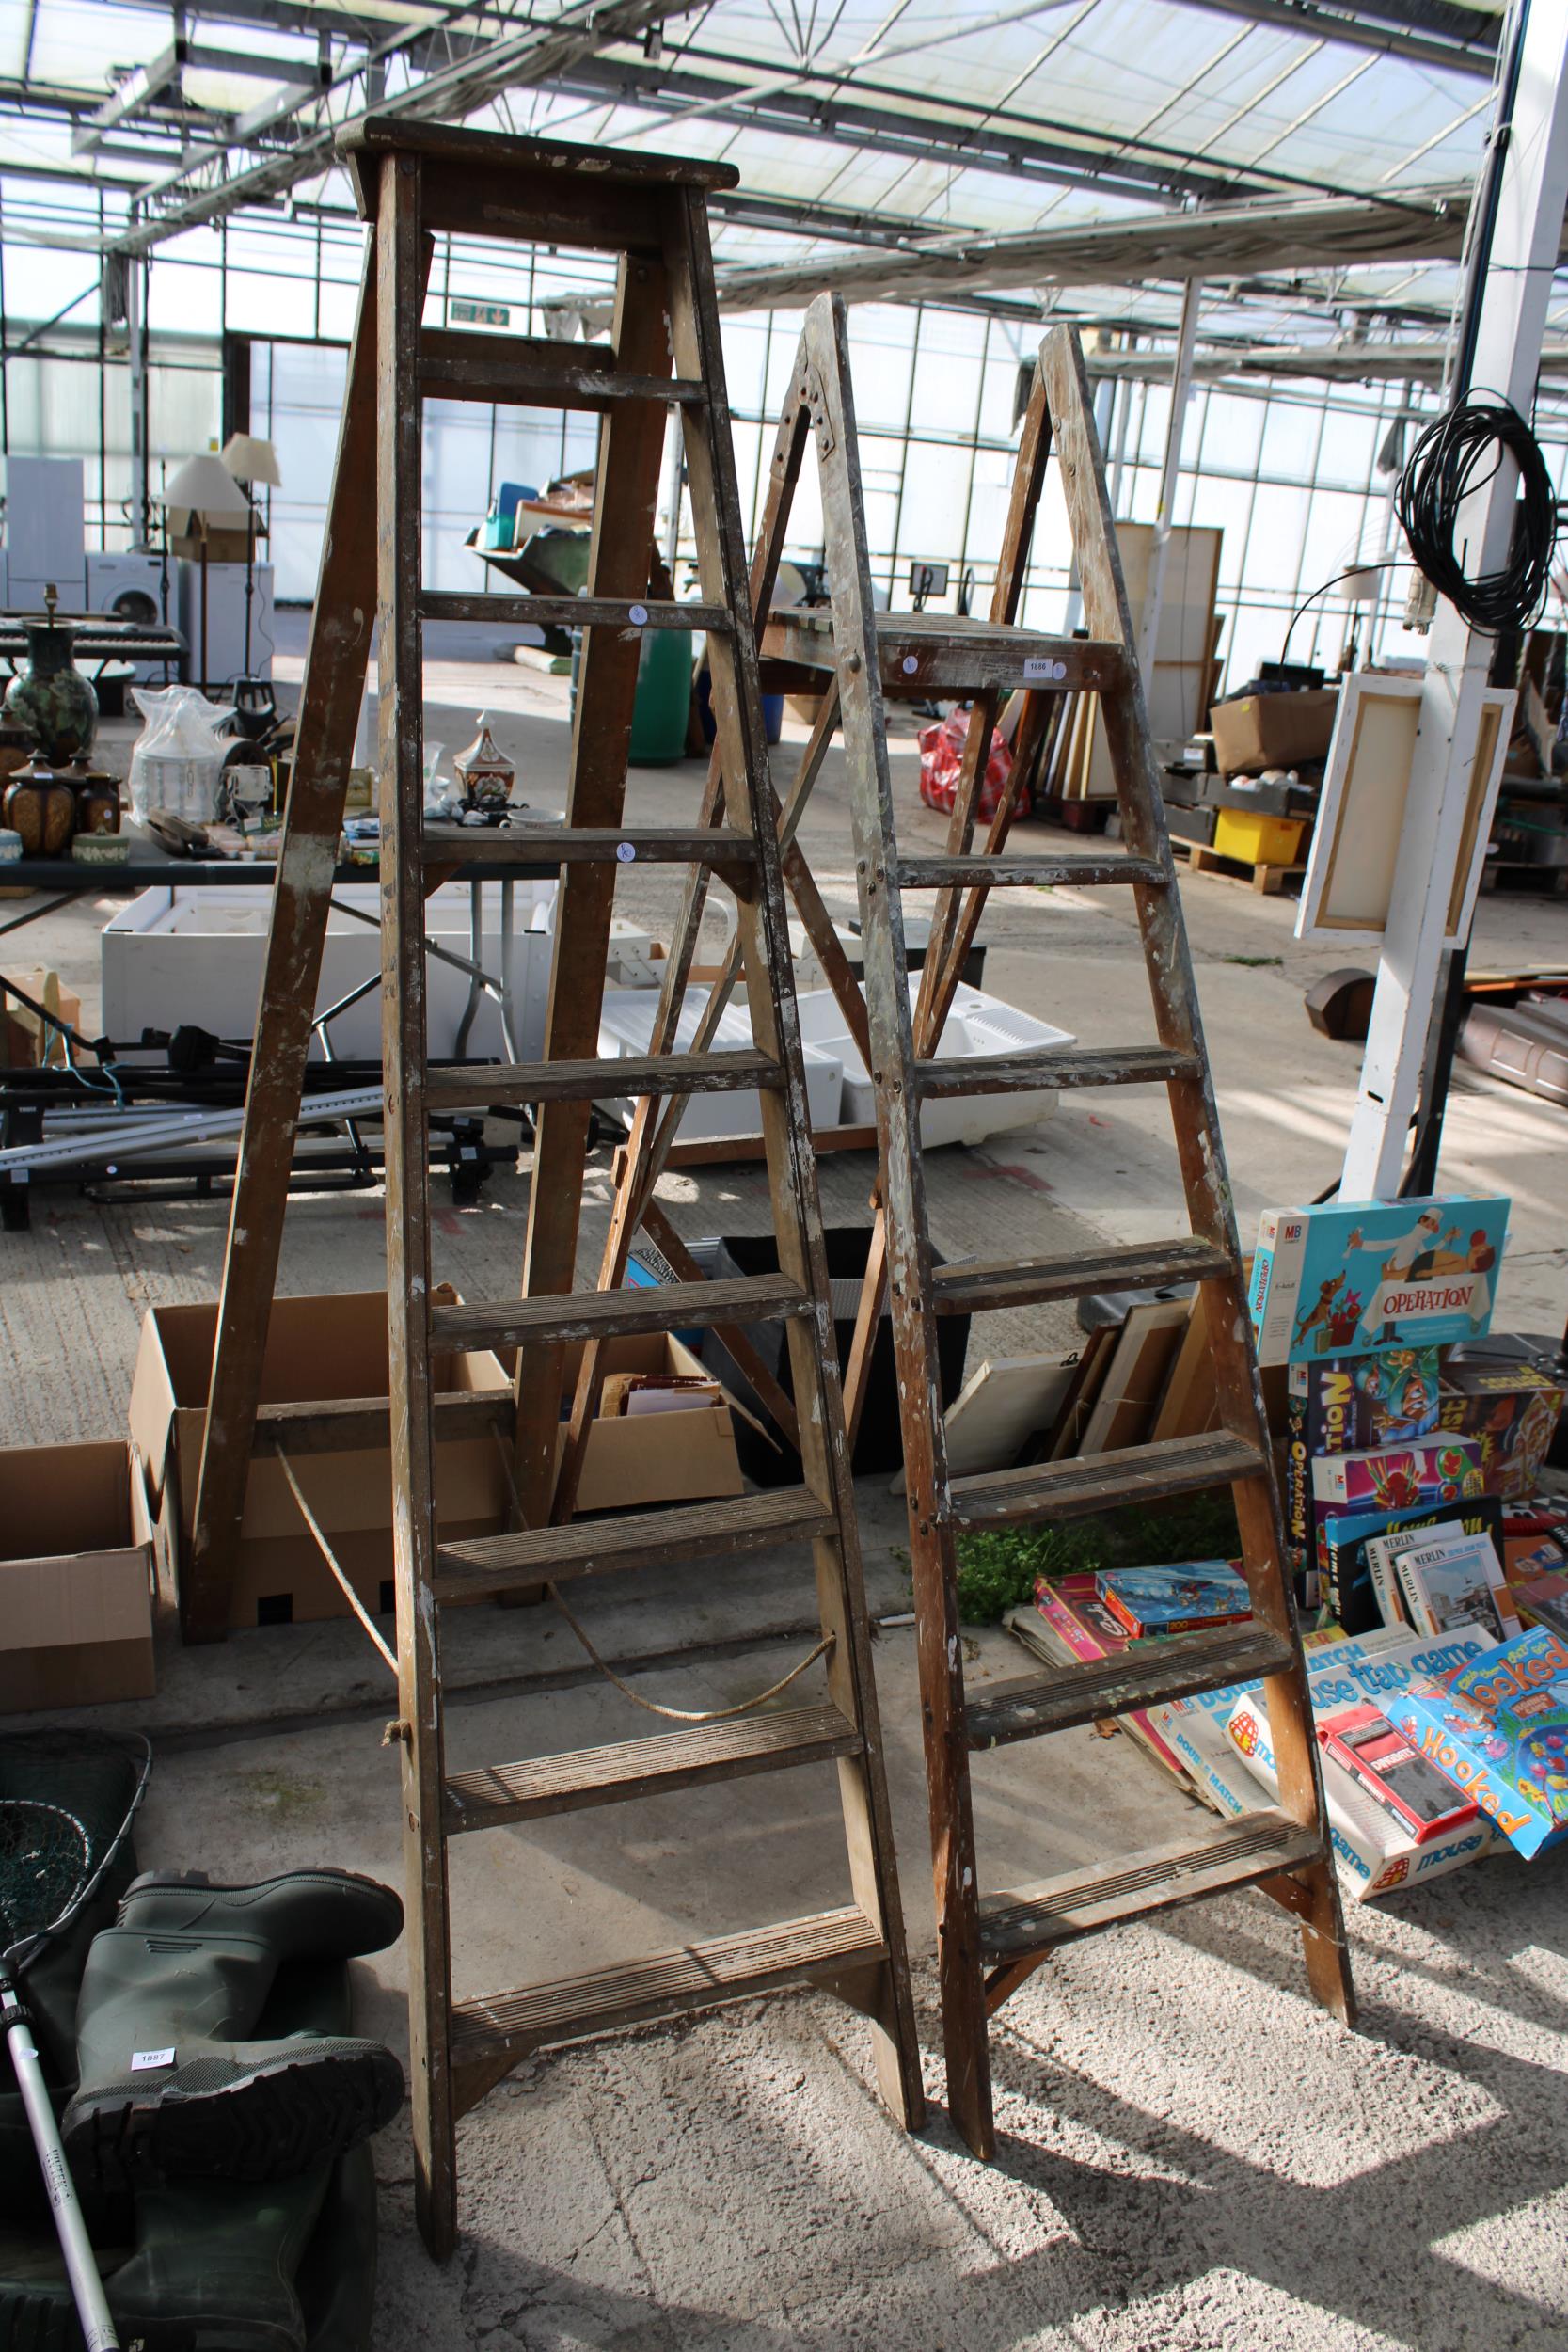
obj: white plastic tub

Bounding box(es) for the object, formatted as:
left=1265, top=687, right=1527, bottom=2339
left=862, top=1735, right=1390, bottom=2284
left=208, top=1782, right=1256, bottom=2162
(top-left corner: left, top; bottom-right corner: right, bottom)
left=102, top=882, right=657, bottom=1064
left=795, top=979, right=1073, bottom=1148
left=597, top=986, right=844, bottom=1143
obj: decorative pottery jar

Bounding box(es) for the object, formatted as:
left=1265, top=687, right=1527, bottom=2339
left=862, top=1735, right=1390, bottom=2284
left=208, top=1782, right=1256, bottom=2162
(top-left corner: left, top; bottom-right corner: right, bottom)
left=453, top=717, right=515, bottom=814
left=3, top=759, right=75, bottom=856
left=3, top=585, right=98, bottom=763
left=70, top=765, right=121, bottom=835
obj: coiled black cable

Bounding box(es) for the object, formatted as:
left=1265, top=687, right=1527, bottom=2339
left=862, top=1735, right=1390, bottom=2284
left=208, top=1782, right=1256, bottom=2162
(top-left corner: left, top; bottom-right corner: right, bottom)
left=1395, top=394, right=1560, bottom=635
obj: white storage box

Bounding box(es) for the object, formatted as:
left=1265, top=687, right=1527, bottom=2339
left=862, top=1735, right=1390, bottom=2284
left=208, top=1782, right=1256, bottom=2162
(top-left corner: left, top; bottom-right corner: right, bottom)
left=597, top=987, right=843, bottom=1142
left=795, top=980, right=1073, bottom=1149
left=103, top=883, right=655, bottom=1063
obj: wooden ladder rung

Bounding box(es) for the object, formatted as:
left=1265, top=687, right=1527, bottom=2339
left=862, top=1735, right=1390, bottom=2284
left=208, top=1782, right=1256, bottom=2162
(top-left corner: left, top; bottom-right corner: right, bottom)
left=420, top=591, right=728, bottom=633
left=897, top=854, right=1164, bottom=891
left=444, top=1703, right=862, bottom=1832
left=948, top=1430, right=1268, bottom=1531
left=250, top=1391, right=512, bottom=1454
left=978, top=1809, right=1324, bottom=1961
left=424, top=1048, right=783, bottom=1113
left=913, top=1044, right=1198, bottom=1098
left=435, top=1487, right=837, bottom=1603
left=450, top=1906, right=886, bottom=2096
left=966, top=1624, right=1294, bottom=1751
left=417, top=327, right=705, bottom=410
left=431, top=1272, right=813, bottom=1350
left=930, top=1237, right=1232, bottom=1313
left=420, top=825, right=759, bottom=869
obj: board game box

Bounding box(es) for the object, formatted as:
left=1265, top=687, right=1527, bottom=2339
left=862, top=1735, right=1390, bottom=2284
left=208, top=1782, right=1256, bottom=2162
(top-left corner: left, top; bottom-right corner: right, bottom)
left=1095, top=1563, right=1251, bottom=1638
left=1385, top=1632, right=1568, bottom=1861
left=1284, top=1346, right=1442, bottom=1577
left=1318, top=1493, right=1506, bottom=1635
left=1310, top=1435, right=1487, bottom=1515
left=1220, top=1626, right=1496, bottom=1898
left=1028, top=1575, right=1190, bottom=1780
left=1436, top=1352, right=1566, bottom=1501
left=1249, top=1196, right=1509, bottom=1367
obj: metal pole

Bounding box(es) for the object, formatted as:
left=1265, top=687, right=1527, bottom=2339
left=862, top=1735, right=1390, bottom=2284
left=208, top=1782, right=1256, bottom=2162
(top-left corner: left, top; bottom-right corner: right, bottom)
left=1340, top=0, right=1568, bottom=1199
left=127, top=254, right=149, bottom=549
left=1135, top=278, right=1202, bottom=691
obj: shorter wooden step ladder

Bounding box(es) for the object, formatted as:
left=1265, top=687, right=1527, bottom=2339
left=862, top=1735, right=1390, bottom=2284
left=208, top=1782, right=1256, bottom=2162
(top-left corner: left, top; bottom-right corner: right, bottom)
left=752, top=294, right=1355, bottom=2156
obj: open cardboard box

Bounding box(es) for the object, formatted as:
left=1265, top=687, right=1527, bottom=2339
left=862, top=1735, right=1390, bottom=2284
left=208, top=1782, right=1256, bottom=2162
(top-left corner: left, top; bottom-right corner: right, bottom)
left=129, top=1291, right=513, bottom=1631
left=0, top=1438, right=155, bottom=1710
left=553, top=1334, right=747, bottom=1512
left=1209, top=688, right=1338, bottom=776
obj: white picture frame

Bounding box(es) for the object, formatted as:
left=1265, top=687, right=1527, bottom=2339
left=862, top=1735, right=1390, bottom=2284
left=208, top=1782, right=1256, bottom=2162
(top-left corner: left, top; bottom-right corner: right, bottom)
left=1295, top=671, right=1514, bottom=946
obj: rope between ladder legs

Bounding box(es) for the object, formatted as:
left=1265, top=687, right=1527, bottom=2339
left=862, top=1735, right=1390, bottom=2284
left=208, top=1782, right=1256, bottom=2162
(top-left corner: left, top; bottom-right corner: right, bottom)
left=545, top=1581, right=834, bottom=1723
left=275, top=1447, right=399, bottom=1677
left=488, top=1430, right=834, bottom=1722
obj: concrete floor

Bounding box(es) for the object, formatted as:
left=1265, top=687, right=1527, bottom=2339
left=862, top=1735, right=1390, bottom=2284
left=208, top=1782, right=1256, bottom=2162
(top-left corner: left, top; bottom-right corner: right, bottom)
left=4, top=629, right=1568, bottom=2345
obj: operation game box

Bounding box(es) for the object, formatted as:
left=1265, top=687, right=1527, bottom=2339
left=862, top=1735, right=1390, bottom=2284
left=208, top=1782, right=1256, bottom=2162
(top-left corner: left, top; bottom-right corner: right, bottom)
left=1249, top=1197, right=1508, bottom=1368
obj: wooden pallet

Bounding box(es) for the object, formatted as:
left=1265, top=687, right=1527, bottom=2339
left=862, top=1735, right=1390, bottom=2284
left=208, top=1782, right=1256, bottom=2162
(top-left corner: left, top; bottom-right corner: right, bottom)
left=1170, top=837, right=1307, bottom=897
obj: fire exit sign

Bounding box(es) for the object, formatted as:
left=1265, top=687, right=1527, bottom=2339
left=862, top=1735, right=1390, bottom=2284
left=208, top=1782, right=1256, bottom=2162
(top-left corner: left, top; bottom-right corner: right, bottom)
left=451, top=299, right=510, bottom=327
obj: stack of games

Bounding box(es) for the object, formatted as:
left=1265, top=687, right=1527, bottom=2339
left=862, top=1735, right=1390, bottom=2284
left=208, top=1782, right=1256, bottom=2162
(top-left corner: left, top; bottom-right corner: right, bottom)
left=1256, top=1193, right=1566, bottom=1630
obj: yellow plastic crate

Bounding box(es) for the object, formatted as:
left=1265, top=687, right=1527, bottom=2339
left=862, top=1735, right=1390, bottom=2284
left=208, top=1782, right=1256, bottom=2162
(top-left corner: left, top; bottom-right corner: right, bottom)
left=1212, top=808, right=1306, bottom=869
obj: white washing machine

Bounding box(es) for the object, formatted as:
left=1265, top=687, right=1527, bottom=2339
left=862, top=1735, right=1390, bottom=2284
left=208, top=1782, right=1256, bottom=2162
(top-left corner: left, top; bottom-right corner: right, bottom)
left=86, top=551, right=175, bottom=682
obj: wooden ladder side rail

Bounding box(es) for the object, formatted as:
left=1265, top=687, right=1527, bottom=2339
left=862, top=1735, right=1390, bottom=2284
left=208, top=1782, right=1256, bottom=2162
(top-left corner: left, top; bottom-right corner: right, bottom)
left=543, top=397, right=803, bottom=1524
left=794, top=289, right=996, bottom=2149
left=547, top=399, right=872, bottom=1526
left=550, top=687, right=850, bottom=1495
left=375, top=148, right=458, bottom=2261
left=910, top=361, right=1055, bottom=1056
left=661, top=185, right=923, bottom=2128
left=509, top=248, right=679, bottom=1532
left=183, top=234, right=436, bottom=1644
left=840, top=363, right=1059, bottom=1456
left=1037, top=323, right=1356, bottom=2026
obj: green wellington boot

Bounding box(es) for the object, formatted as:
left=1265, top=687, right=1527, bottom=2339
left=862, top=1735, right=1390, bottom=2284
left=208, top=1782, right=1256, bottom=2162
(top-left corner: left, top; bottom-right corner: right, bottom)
left=63, top=1871, right=404, bottom=2198
left=0, top=1962, right=381, bottom=2352
left=106, top=1961, right=372, bottom=2352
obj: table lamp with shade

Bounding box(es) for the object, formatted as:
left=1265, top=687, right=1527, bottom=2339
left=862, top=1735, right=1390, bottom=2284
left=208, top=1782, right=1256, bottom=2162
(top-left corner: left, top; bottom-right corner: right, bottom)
left=158, top=453, right=252, bottom=693
left=220, top=433, right=281, bottom=677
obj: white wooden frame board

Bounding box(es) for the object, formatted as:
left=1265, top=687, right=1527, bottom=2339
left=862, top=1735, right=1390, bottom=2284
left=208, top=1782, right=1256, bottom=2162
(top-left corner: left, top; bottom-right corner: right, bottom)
left=1296, top=670, right=1514, bottom=946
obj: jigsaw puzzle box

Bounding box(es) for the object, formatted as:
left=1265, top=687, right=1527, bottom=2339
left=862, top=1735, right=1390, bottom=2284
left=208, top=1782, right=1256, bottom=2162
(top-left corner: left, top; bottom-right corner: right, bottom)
left=1249, top=1197, right=1508, bottom=1368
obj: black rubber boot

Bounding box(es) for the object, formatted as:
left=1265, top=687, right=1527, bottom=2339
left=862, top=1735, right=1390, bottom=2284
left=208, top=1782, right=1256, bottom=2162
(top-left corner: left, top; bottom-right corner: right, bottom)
left=0, top=1962, right=382, bottom=2352
left=63, top=1872, right=404, bottom=2197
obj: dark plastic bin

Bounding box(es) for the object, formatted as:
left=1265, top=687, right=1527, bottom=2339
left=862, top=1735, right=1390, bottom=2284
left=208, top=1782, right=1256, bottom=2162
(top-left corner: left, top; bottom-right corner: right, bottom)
left=697, top=1226, right=970, bottom=1482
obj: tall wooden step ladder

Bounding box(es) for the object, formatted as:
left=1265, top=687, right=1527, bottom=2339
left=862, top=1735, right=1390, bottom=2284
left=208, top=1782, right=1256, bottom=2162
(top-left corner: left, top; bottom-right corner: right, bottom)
left=186, top=125, right=923, bottom=2258
left=753, top=296, right=1356, bottom=2158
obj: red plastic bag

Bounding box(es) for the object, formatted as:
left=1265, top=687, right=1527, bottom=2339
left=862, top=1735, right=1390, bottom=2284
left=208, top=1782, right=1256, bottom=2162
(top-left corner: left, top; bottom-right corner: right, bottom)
left=916, top=708, right=1026, bottom=823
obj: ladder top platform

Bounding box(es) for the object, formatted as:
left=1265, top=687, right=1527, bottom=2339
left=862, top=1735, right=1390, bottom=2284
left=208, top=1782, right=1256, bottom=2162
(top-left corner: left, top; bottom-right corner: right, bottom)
left=340, top=115, right=743, bottom=194
left=761, top=606, right=1128, bottom=694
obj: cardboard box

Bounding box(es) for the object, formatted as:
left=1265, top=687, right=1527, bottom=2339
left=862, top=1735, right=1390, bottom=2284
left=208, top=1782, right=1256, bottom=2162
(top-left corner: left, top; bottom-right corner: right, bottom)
left=1, top=968, right=81, bottom=1070
left=169, top=517, right=265, bottom=565
left=0, top=1439, right=155, bottom=1710
left=1210, top=688, right=1338, bottom=775
left=129, top=1292, right=512, bottom=1630
left=556, top=1335, right=745, bottom=1512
